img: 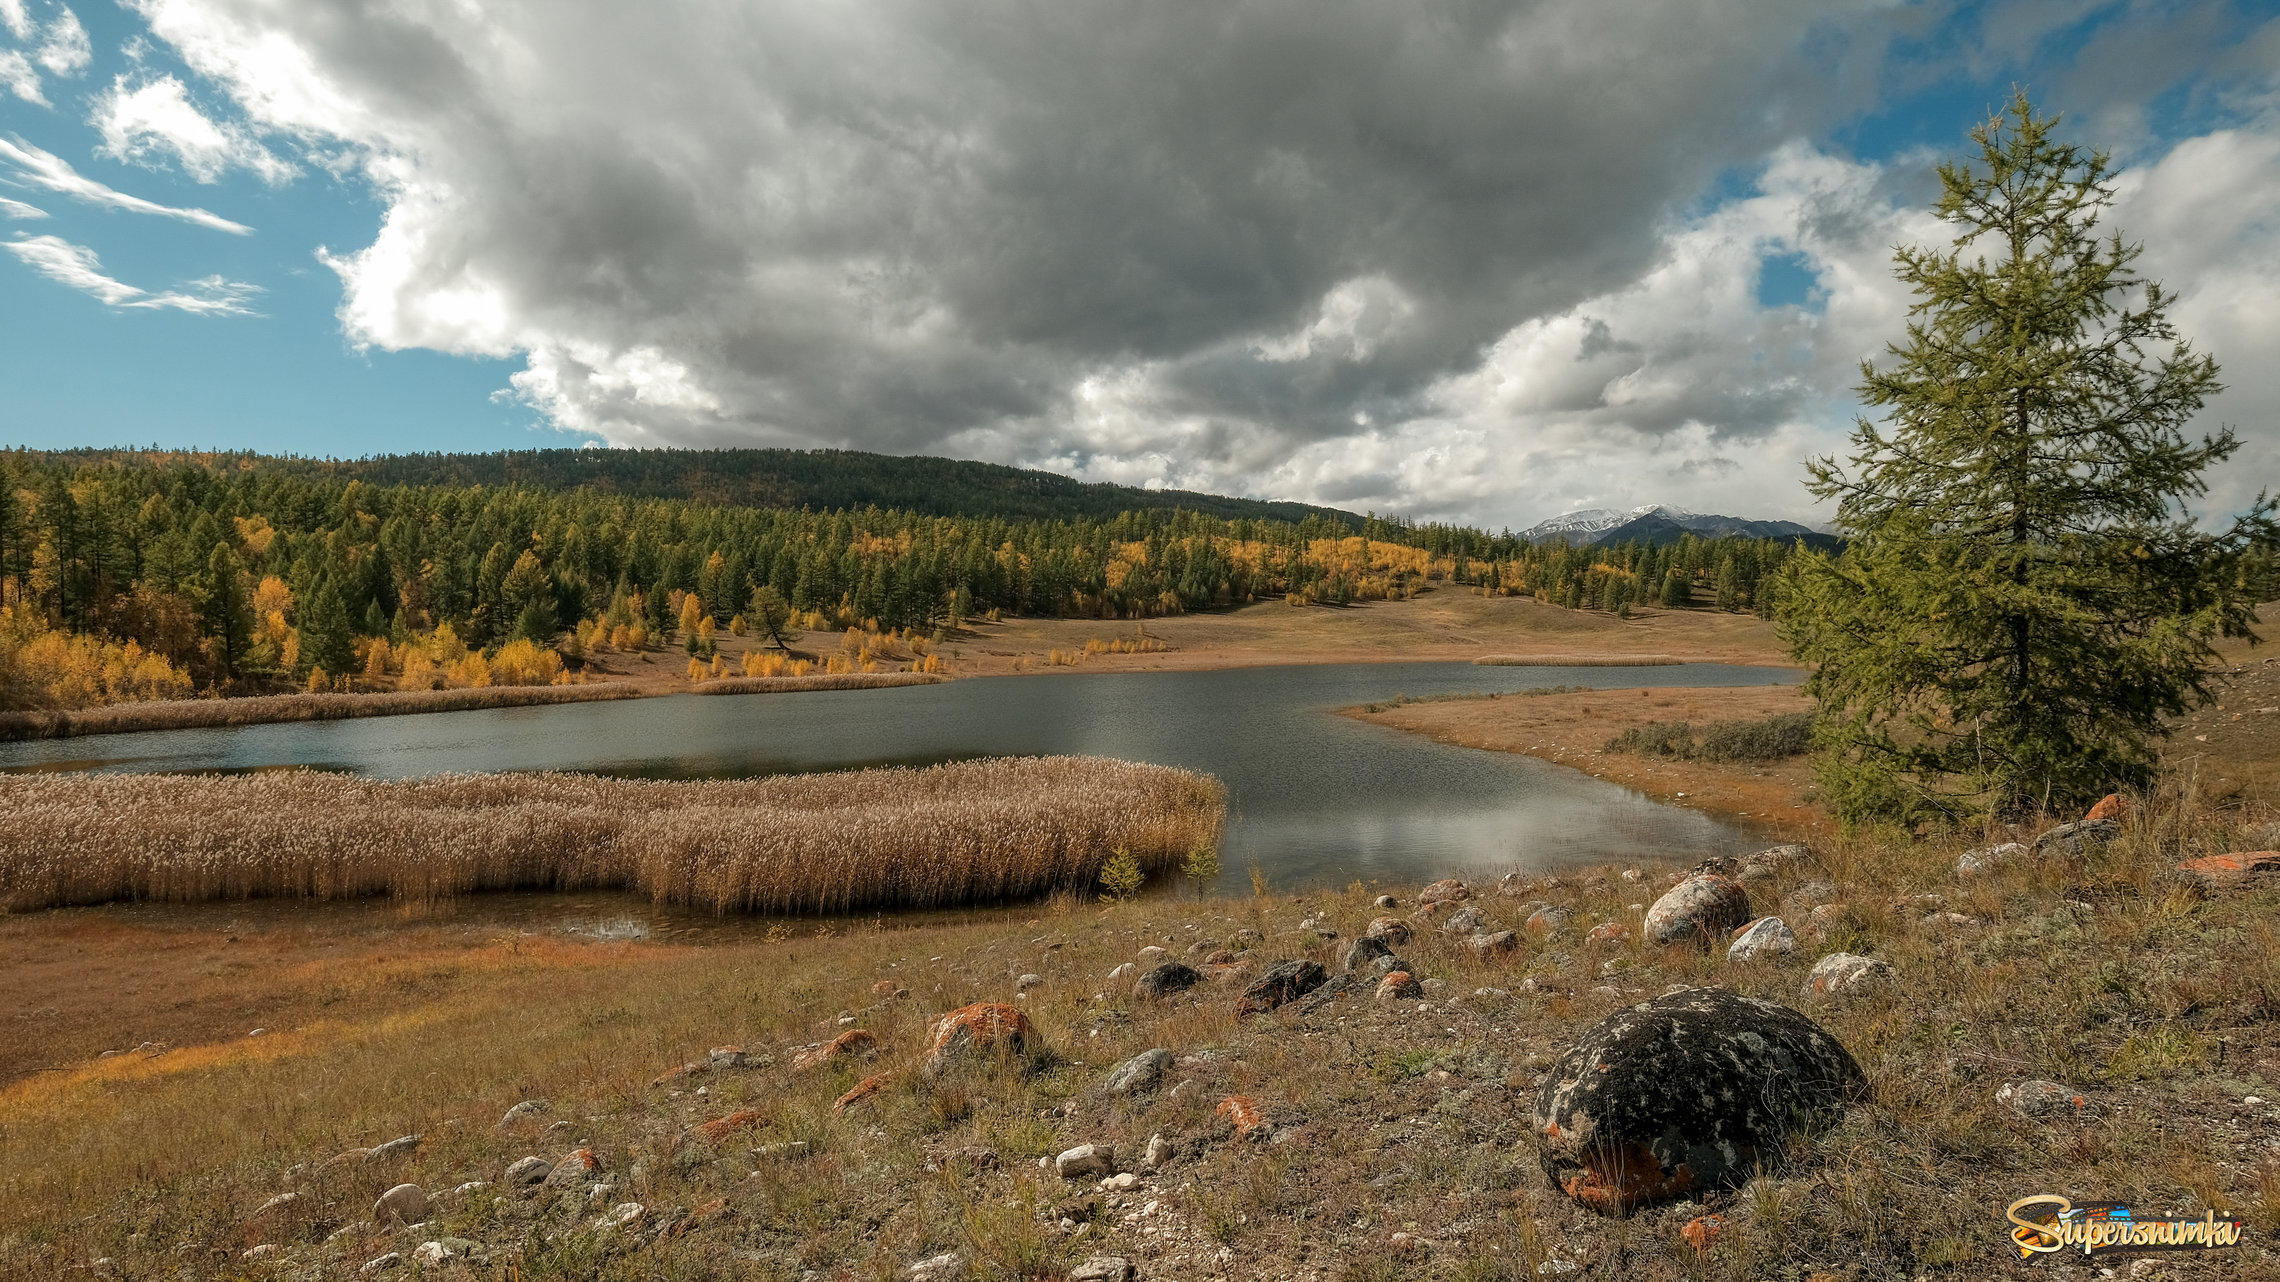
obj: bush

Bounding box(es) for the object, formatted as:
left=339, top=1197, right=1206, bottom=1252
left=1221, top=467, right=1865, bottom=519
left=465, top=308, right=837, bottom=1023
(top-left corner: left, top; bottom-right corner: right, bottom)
left=1604, top=712, right=1813, bottom=763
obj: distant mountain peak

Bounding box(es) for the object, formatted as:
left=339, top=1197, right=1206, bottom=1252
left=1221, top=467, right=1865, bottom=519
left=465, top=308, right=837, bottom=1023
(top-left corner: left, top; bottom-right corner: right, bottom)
left=1519, top=503, right=1838, bottom=549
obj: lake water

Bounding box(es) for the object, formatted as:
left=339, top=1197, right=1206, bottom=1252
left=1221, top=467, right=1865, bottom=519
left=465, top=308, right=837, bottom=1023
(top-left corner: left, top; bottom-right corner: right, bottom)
left=0, top=662, right=1800, bottom=892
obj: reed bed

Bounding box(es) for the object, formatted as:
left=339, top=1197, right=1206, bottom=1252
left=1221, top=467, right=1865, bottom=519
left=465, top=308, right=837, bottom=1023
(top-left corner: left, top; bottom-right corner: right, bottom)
left=0, top=684, right=651, bottom=742
left=688, top=673, right=944, bottom=696
left=0, top=757, right=1224, bottom=915
left=1472, top=653, right=1679, bottom=666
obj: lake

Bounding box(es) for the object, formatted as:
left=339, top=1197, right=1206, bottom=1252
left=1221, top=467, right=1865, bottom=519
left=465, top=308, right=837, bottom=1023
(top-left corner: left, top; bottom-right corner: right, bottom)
left=0, top=661, right=1800, bottom=892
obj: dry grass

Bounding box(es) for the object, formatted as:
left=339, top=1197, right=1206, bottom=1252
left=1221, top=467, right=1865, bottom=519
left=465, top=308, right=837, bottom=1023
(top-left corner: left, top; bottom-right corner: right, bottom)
left=0, top=683, right=652, bottom=742
left=1473, top=654, right=1680, bottom=666
left=2, top=780, right=2277, bottom=1280
left=0, top=758, right=1225, bottom=915
left=688, top=673, right=944, bottom=697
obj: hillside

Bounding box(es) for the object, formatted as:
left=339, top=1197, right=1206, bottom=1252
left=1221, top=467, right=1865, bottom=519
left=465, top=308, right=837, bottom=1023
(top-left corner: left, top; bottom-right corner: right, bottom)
left=11, top=447, right=1365, bottom=529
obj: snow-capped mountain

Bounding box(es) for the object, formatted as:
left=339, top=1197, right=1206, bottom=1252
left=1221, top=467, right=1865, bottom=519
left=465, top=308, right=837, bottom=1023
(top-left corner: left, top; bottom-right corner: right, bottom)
left=1518, top=504, right=1686, bottom=541
left=1520, top=503, right=1837, bottom=549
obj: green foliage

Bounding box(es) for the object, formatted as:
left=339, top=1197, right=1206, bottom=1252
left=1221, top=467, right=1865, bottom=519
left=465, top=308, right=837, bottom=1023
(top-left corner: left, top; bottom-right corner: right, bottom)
left=1179, top=843, right=1220, bottom=897
left=746, top=584, right=794, bottom=652
left=297, top=580, right=356, bottom=678
left=1780, top=94, right=2274, bottom=822
left=1097, top=846, right=1145, bottom=902
left=1603, top=712, right=1813, bottom=762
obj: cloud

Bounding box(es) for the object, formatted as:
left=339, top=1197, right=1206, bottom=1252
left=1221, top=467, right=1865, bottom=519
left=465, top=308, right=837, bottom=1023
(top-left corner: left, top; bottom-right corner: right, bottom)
left=0, top=48, right=38, bottom=104
left=5, top=232, right=260, bottom=313
left=0, top=0, right=31, bottom=42
left=0, top=135, right=252, bottom=232
left=91, top=74, right=295, bottom=184
left=0, top=3, right=90, bottom=104
left=121, top=0, right=2280, bottom=525
left=0, top=194, right=44, bottom=217
left=33, top=5, right=86, bottom=77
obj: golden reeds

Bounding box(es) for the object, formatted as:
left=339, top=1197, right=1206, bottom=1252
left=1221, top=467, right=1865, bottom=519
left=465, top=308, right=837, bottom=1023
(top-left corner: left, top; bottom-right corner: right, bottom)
left=0, top=757, right=1225, bottom=914
left=0, top=684, right=653, bottom=742
left=689, top=673, right=943, bottom=696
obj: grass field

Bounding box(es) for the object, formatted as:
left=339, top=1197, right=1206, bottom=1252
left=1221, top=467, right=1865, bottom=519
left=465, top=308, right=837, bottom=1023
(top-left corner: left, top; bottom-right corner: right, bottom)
left=0, top=758, right=1223, bottom=915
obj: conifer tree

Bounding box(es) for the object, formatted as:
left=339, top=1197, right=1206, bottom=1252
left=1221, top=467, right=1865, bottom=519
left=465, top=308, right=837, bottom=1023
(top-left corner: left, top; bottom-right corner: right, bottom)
left=1780, top=94, right=2273, bottom=822
left=298, top=580, right=357, bottom=678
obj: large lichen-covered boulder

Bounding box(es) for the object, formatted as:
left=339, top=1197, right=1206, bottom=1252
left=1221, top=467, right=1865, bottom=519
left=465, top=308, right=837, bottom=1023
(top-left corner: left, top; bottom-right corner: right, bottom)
left=924, top=1003, right=1044, bottom=1077
left=1643, top=873, right=1751, bottom=946
left=1533, top=987, right=1864, bottom=1215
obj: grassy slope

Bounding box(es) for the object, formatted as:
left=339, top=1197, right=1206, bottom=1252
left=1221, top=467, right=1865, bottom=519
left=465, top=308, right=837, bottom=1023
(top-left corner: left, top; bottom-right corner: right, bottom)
left=4, top=785, right=2279, bottom=1280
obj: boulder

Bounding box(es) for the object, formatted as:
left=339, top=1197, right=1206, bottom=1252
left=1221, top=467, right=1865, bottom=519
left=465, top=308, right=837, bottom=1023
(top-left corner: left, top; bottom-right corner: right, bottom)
left=372, top=1184, right=428, bottom=1227
left=792, top=1029, right=876, bottom=1071
left=1644, top=874, right=1752, bottom=946
left=1375, top=970, right=1422, bottom=1000
left=503, top=1156, right=550, bottom=1188
left=2084, top=793, right=2128, bottom=823
left=2032, top=818, right=2120, bottom=857
left=1725, top=917, right=1796, bottom=963
left=925, top=1003, right=1043, bottom=1077
left=1101, top=1049, right=1173, bottom=1096
left=1957, top=842, right=2028, bottom=876
left=1339, top=935, right=1394, bottom=972
left=1235, top=960, right=1327, bottom=1016
left=1737, top=844, right=1811, bottom=879
left=1802, top=952, right=1894, bottom=999
left=1055, top=1144, right=1115, bottom=1178
left=1998, top=1079, right=2092, bottom=1121
left=1132, top=962, right=1202, bottom=1000
left=1534, top=987, right=1864, bottom=1214
left=545, top=1149, right=601, bottom=1189
left=365, top=1134, right=421, bottom=1163
left=1373, top=894, right=1399, bottom=909
left=1525, top=906, right=1573, bottom=935
left=500, top=1099, right=549, bottom=1127
left=1105, top=962, right=1135, bottom=982
left=2178, top=851, right=2280, bottom=889
left=1585, top=922, right=1631, bottom=945
left=1069, top=1257, right=1136, bottom=1282
left=1466, top=930, right=1520, bottom=958
left=1419, top=878, right=1472, bottom=905
left=1365, top=916, right=1414, bottom=946
left=1440, top=906, right=1487, bottom=935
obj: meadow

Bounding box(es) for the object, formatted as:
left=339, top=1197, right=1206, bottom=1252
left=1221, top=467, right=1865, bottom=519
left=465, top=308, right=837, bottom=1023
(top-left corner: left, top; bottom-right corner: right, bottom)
left=0, top=757, right=1224, bottom=915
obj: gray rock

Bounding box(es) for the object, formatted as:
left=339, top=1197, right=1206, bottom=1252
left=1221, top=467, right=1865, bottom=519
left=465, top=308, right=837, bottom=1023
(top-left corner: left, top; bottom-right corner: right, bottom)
left=1055, top=1144, right=1115, bottom=1178
left=1140, top=1132, right=1172, bottom=1172
left=1466, top=930, right=1520, bottom=958
left=1525, top=905, right=1573, bottom=935
left=2033, top=819, right=2120, bottom=857
left=359, top=1253, right=402, bottom=1276
left=1998, top=1078, right=2091, bottom=1121
left=595, top=1202, right=644, bottom=1232
left=903, top=1251, right=968, bottom=1281
left=1235, top=960, right=1327, bottom=1017
left=544, top=1149, right=602, bottom=1189
left=1644, top=874, right=1752, bottom=945
left=1535, top=987, right=1864, bottom=1214
left=1369, top=953, right=1413, bottom=977
left=1016, top=973, right=1044, bottom=990
left=249, top=1191, right=299, bottom=1218
left=364, top=1134, right=421, bottom=1163
left=1132, top=962, right=1202, bottom=1000
left=1738, top=844, right=1811, bottom=879
left=1101, top=1049, right=1173, bottom=1096
left=1069, top=1257, right=1136, bottom=1282
left=372, top=1184, right=428, bottom=1226
left=1105, top=962, right=1135, bottom=982
left=1226, top=928, right=1264, bottom=950
left=1802, top=952, right=1894, bottom=998
left=1373, top=895, right=1398, bottom=909
left=1375, top=970, right=1422, bottom=1001
left=1957, top=841, right=2028, bottom=876
left=503, top=1156, right=550, bottom=1188
left=1364, top=916, right=1414, bottom=946
left=1441, top=905, right=1487, bottom=935
left=1136, top=945, right=1167, bottom=964
left=500, top=1099, right=549, bottom=1127
left=1339, top=935, right=1394, bottom=973
left=1726, top=916, right=1796, bottom=963
left=410, top=1241, right=454, bottom=1267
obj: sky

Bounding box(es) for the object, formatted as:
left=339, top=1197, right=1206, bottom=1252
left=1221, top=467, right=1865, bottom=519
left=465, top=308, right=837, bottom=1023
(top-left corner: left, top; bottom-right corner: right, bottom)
left=1, top=1, right=2275, bottom=529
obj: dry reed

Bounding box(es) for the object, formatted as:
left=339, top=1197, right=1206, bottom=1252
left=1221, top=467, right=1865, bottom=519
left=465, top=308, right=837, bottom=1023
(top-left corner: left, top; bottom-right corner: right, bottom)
left=688, top=673, right=944, bottom=696
left=0, top=684, right=651, bottom=742
left=0, top=757, right=1224, bottom=915
left=1472, top=653, right=1680, bottom=666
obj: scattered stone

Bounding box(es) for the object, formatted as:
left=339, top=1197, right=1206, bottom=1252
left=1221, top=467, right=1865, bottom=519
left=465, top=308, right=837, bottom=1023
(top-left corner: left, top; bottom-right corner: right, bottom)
left=372, top=1184, right=428, bottom=1227
left=1644, top=873, right=1752, bottom=946
left=410, top=1241, right=453, bottom=1267
left=904, top=1251, right=968, bottom=1281
left=1016, top=973, right=1045, bottom=990
left=595, top=1202, right=644, bottom=1232
left=1365, top=916, right=1414, bottom=946
left=708, top=1045, right=760, bottom=1068
left=2085, top=793, right=2129, bottom=823
left=2178, top=851, right=2280, bottom=889
left=1525, top=906, right=1573, bottom=935
left=1472, top=987, right=1511, bottom=1000
left=249, top=1191, right=298, bottom=1219
left=1535, top=987, right=1864, bottom=1214
left=1137, top=945, right=1168, bottom=964
left=1998, top=1079, right=2095, bottom=1121
left=792, top=1029, right=877, bottom=1071
left=1132, top=962, right=1203, bottom=1000
left=925, top=1003, right=1043, bottom=1076
left=1737, top=845, right=1811, bottom=879
left=1441, top=905, right=1487, bottom=934
left=1374, top=895, right=1398, bottom=909
left=686, top=1109, right=762, bottom=1150
left=241, top=1245, right=280, bottom=1261
left=364, top=1134, right=421, bottom=1163
left=545, top=1148, right=601, bottom=1189
left=1726, top=916, right=1796, bottom=963
left=834, top=1073, right=892, bottom=1111
left=1466, top=930, right=1520, bottom=958
left=1235, top=960, right=1327, bottom=1016
left=1056, top=1144, right=1115, bottom=1178
left=448, top=1181, right=488, bottom=1198
left=1296, top=973, right=1352, bottom=1012
left=1368, top=953, right=1413, bottom=977
left=1226, top=928, right=1264, bottom=950
left=359, top=1253, right=401, bottom=1276
left=1585, top=922, right=1630, bottom=945
left=1956, top=841, right=2028, bottom=876
left=1339, top=935, right=1393, bottom=972
left=1097, top=1172, right=1141, bottom=1193
left=1419, top=878, right=1472, bottom=904
left=504, top=1156, right=550, bottom=1188
left=1216, top=1094, right=1266, bottom=1137
left=500, top=1099, right=549, bottom=1127
left=2032, top=818, right=2120, bottom=857
left=1803, top=952, right=1895, bottom=999
left=1106, top=962, right=1135, bottom=982
left=1681, top=1212, right=1727, bottom=1252
left=1102, top=1049, right=1173, bottom=1096
left=1375, top=970, right=1423, bottom=1001
left=1141, top=1132, right=1173, bottom=1171
left=1069, top=1256, right=1136, bottom=1282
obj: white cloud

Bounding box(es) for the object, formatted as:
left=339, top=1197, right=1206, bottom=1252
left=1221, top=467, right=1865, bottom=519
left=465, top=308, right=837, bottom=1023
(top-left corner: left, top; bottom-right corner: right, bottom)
left=0, top=194, right=45, bottom=217
left=91, top=74, right=295, bottom=184
left=0, top=48, right=39, bottom=104
left=5, top=232, right=261, bottom=313
left=0, top=135, right=252, bottom=232
left=0, top=3, right=91, bottom=103
left=0, top=0, right=31, bottom=42
left=34, top=5, right=86, bottom=77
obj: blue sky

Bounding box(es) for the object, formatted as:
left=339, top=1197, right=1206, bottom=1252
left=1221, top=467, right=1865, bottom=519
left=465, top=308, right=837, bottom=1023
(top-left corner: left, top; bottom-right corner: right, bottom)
left=2, top=1, right=2275, bottom=524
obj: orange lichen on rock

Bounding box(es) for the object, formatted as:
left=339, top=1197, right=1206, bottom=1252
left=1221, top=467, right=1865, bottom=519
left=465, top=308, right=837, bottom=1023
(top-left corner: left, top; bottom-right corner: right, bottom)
left=1216, top=1094, right=1264, bottom=1136
left=2084, top=793, right=2129, bottom=822
left=692, top=1110, right=762, bottom=1145
left=2179, top=851, right=2280, bottom=887
left=1560, top=1140, right=1696, bottom=1214
left=833, top=1073, right=892, bottom=1111
left=924, top=1002, right=1038, bottom=1073
left=793, top=1029, right=877, bottom=1071
left=1681, top=1212, right=1727, bottom=1252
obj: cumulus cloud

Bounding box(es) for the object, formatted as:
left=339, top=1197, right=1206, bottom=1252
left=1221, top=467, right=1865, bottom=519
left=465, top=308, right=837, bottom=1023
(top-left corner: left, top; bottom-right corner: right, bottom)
left=5, top=232, right=260, bottom=313
left=116, top=0, right=2280, bottom=524
left=91, top=74, right=295, bottom=184
left=0, top=134, right=252, bottom=232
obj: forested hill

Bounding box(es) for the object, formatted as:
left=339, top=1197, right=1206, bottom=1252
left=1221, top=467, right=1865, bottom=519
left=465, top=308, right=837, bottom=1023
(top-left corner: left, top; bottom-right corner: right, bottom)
left=18, top=447, right=1365, bottom=529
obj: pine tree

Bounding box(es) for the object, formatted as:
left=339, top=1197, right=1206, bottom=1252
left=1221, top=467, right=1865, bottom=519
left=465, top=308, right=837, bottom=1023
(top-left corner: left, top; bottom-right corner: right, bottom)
left=1780, top=94, right=2273, bottom=823
left=298, top=580, right=357, bottom=678
left=200, top=542, right=254, bottom=681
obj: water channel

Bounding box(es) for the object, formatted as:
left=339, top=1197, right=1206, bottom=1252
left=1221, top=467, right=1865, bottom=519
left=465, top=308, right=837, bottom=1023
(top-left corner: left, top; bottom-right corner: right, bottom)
left=1, top=661, right=1800, bottom=892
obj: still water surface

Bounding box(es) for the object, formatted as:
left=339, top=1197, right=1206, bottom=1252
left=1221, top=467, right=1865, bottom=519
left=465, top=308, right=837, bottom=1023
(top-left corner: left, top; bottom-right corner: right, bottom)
left=1, top=662, right=1799, bottom=891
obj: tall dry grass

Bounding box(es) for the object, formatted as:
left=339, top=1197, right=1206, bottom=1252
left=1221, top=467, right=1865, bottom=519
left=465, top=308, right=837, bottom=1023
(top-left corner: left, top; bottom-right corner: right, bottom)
left=0, top=757, right=1224, bottom=914
left=690, top=673, right=943, bottom=696
left=0, top=683, right=652, bottom=742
